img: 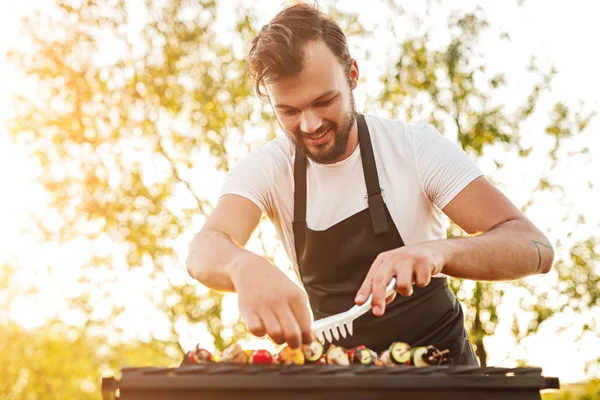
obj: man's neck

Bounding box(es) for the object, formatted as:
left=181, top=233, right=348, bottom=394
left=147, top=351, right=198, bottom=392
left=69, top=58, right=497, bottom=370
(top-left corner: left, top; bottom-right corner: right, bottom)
left=339, top=114, right=359, bottom=162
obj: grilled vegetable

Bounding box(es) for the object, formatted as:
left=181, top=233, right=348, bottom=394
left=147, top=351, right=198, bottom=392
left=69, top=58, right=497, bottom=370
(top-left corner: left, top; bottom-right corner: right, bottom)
left=352, top=348, right=377, bottom=365
left=278, top=346, right=305, bottom=365
left=220, top=343, right=248, bottom=363
left=303, top=341, right=325, bottom=363
left=326, top=345, right=350, bottom=365
left=183, top=346, right=215, bottom=365
left=424, top=345, right=449, bottom=366
left=389, top=342, right=411, bottom=365
left=411, top=345, right=449, bottom=367
left=410, top=346, right=429, bottom=367
left=378, top=349, right=395, bottom=366
left=249, top=349, right=273, bottom=364
left=347, top=345, right=364, bottom=362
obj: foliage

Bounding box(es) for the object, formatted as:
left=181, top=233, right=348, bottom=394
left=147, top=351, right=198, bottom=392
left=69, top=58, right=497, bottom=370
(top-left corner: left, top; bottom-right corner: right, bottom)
left=542, top=380, right=600, bottom=400
left=0, top=318, right=178, bottom=399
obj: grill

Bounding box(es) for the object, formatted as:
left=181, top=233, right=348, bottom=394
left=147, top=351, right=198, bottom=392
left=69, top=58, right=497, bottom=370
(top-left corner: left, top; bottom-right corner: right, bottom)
left=102, top=364, right=560, bottom=400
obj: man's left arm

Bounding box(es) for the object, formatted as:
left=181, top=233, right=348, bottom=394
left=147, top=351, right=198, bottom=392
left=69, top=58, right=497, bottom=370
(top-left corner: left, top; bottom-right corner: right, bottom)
left=409, top=122, right=554, bottom=279
left=433, top=175, right=554, bottom=280
left=356, top=176, right=554, bottom=316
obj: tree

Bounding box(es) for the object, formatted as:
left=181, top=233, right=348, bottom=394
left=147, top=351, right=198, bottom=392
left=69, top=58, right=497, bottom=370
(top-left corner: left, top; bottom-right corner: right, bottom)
left=6, top=0, right=270, bottom=355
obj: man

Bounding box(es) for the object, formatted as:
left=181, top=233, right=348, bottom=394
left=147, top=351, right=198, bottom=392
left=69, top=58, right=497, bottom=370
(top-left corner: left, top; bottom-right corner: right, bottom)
left=186, top=3, right=554, bottom=365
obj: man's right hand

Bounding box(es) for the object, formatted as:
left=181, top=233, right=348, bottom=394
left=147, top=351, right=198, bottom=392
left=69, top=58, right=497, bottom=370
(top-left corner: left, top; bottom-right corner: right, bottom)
left=231, top=253, right=313, bottom=349
left=187, top=194, right=312, bottom=348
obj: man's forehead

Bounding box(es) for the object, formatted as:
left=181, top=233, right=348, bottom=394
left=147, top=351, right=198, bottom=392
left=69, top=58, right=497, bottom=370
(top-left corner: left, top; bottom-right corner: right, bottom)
left=266, top=53, right=344, bottom=107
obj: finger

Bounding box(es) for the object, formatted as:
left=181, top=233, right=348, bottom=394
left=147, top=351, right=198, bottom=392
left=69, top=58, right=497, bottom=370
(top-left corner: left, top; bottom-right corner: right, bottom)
left=414, top=262, right=431, bottom=288
left=289, top=292, right=313, bottom=345
left=385, top=291, right=397, bottom=305
left=395, top=262, right=414, bottom=297
left=243, top=309, right=266, bottom=338
left=261, top=309, right=285, bottom=345
left=275, top=303, right=303, bottom=349
left=371, top=267, right=396, bottom=316
left=355, top=256, right=384, bottom=305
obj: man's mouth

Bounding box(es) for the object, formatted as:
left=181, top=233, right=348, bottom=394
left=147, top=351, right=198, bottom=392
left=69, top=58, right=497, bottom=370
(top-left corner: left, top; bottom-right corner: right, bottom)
left=304, top=128, right=331, bottom=145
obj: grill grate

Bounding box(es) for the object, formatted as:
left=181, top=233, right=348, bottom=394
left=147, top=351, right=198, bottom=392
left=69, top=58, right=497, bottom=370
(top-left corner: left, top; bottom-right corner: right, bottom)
left=120, top=364, right=548, bottom=378
left=102, top=365, right=561, bottom=400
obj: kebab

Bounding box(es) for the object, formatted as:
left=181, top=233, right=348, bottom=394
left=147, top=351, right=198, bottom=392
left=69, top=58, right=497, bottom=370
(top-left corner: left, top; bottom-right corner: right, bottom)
left=183, top=340, right=451, bottom=367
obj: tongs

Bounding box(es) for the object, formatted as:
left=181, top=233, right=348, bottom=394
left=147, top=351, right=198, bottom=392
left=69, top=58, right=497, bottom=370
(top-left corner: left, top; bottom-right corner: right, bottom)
left=310, top=278, right=397, bottom=344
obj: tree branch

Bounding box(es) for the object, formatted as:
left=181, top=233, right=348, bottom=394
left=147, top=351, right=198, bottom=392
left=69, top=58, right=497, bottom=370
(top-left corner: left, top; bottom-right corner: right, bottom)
left=155, top=136, right=212, bottom=216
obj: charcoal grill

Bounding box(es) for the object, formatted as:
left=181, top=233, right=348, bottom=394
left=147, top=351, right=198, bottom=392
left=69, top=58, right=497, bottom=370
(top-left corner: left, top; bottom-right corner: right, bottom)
left=101, top=364, right=560, bottom=400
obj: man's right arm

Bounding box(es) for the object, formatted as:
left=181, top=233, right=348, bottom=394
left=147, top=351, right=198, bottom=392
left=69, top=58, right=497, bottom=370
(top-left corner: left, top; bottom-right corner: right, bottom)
left=185, top=193, right=313, bottom=348
left=186, top=194, right=263, bottom=293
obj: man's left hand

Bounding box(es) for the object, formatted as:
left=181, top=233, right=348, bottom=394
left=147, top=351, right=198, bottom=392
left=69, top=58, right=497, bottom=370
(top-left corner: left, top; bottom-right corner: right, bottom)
left=354, top=242, right=448, bottom=316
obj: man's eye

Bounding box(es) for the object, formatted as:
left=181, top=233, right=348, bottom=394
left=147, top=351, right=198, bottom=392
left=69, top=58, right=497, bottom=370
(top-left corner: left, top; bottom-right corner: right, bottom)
left=281, top=109, right=298, bottom=115
left=316, top=99, right=333, bottom=107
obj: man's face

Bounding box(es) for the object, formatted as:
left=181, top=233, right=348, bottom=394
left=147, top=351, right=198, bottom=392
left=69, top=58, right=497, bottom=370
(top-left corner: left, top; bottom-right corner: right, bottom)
left=265, top=40, right=359, bottom=164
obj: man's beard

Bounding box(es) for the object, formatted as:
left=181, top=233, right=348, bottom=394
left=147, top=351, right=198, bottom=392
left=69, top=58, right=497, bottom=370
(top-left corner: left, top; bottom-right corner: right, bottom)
left=289, top=92, right=356, bottom=164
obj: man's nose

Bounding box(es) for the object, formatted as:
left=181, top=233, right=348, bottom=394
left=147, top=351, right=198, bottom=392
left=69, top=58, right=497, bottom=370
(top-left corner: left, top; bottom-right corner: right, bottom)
left=300, top=110, right=322, bottom=134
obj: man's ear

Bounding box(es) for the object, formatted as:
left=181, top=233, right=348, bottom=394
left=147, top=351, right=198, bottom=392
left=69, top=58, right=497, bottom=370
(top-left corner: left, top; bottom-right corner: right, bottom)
left=349, top=59, right=359, bottom=89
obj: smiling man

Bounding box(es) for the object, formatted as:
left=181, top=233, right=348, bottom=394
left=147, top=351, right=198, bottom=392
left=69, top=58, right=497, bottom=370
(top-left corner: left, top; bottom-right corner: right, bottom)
left=186, top=2, right=554, bottom=365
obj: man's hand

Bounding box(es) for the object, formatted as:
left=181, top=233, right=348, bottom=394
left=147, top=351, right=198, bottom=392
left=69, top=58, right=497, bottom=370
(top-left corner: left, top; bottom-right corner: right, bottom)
left=354, top=241, right=447, bottom=316
left=188, top=194, right=313, bottom=349
left=231, top=253, right=313, bottom=349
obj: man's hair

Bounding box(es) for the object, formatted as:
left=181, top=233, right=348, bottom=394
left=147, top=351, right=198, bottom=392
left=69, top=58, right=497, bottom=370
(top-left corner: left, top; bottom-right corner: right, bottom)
left=247, top=2, right=352, bottom=101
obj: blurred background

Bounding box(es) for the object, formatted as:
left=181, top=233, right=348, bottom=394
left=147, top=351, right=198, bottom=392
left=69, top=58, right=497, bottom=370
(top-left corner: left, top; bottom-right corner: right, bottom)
left=0, top=0, right=598, bottom=398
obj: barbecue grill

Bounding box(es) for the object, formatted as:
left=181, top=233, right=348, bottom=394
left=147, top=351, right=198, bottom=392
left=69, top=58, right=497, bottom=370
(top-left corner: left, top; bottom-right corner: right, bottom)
left=101, top=363, right=560, bottom=400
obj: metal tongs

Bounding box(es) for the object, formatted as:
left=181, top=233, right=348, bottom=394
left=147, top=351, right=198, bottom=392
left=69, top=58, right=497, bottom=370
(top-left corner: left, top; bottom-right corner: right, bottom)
left=310, top=278, right=397, bottom=344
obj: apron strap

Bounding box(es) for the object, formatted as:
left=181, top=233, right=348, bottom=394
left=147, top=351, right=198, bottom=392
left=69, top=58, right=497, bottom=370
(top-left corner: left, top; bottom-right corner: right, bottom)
left=356, top=113, right=389, bottom=235
left=293, top=149, right=307, bottom=264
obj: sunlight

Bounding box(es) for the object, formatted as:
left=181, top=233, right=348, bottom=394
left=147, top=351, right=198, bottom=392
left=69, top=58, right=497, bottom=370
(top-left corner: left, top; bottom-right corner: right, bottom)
left=0, top=1, right=599, bottom=393
left=0, top=4, right=34, bottom=261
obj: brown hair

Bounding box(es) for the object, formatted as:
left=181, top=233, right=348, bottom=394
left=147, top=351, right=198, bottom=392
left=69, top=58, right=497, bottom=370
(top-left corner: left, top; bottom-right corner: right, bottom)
left=247, top=1, right=352, bottom=101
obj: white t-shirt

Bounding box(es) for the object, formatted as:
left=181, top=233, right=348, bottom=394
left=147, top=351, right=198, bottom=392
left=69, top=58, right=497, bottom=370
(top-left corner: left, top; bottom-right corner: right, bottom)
left=219, top=114, right=483, bottom=277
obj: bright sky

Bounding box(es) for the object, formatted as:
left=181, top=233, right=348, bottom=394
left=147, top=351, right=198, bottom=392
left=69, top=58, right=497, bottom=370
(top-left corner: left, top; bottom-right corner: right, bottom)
left=1, top=0, right=599, bottom=384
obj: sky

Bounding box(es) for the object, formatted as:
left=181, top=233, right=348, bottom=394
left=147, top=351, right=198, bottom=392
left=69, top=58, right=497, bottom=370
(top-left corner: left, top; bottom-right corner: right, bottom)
left=1, top=0, right=599, bottom=384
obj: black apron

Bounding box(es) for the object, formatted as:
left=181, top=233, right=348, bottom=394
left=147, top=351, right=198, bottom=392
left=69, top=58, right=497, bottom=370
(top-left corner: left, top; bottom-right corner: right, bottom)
left=292, top=113, right=479, bottom=366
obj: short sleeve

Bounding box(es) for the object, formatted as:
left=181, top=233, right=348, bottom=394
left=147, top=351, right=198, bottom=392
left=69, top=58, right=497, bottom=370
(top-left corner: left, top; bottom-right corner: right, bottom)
left=412, top=123, right=483, bottom=210
left=219, top=151, right=272, bottom=215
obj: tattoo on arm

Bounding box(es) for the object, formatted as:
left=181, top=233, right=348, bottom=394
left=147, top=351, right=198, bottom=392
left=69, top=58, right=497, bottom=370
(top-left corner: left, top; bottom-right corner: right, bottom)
left=531, top=238, right=552, bottom=272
